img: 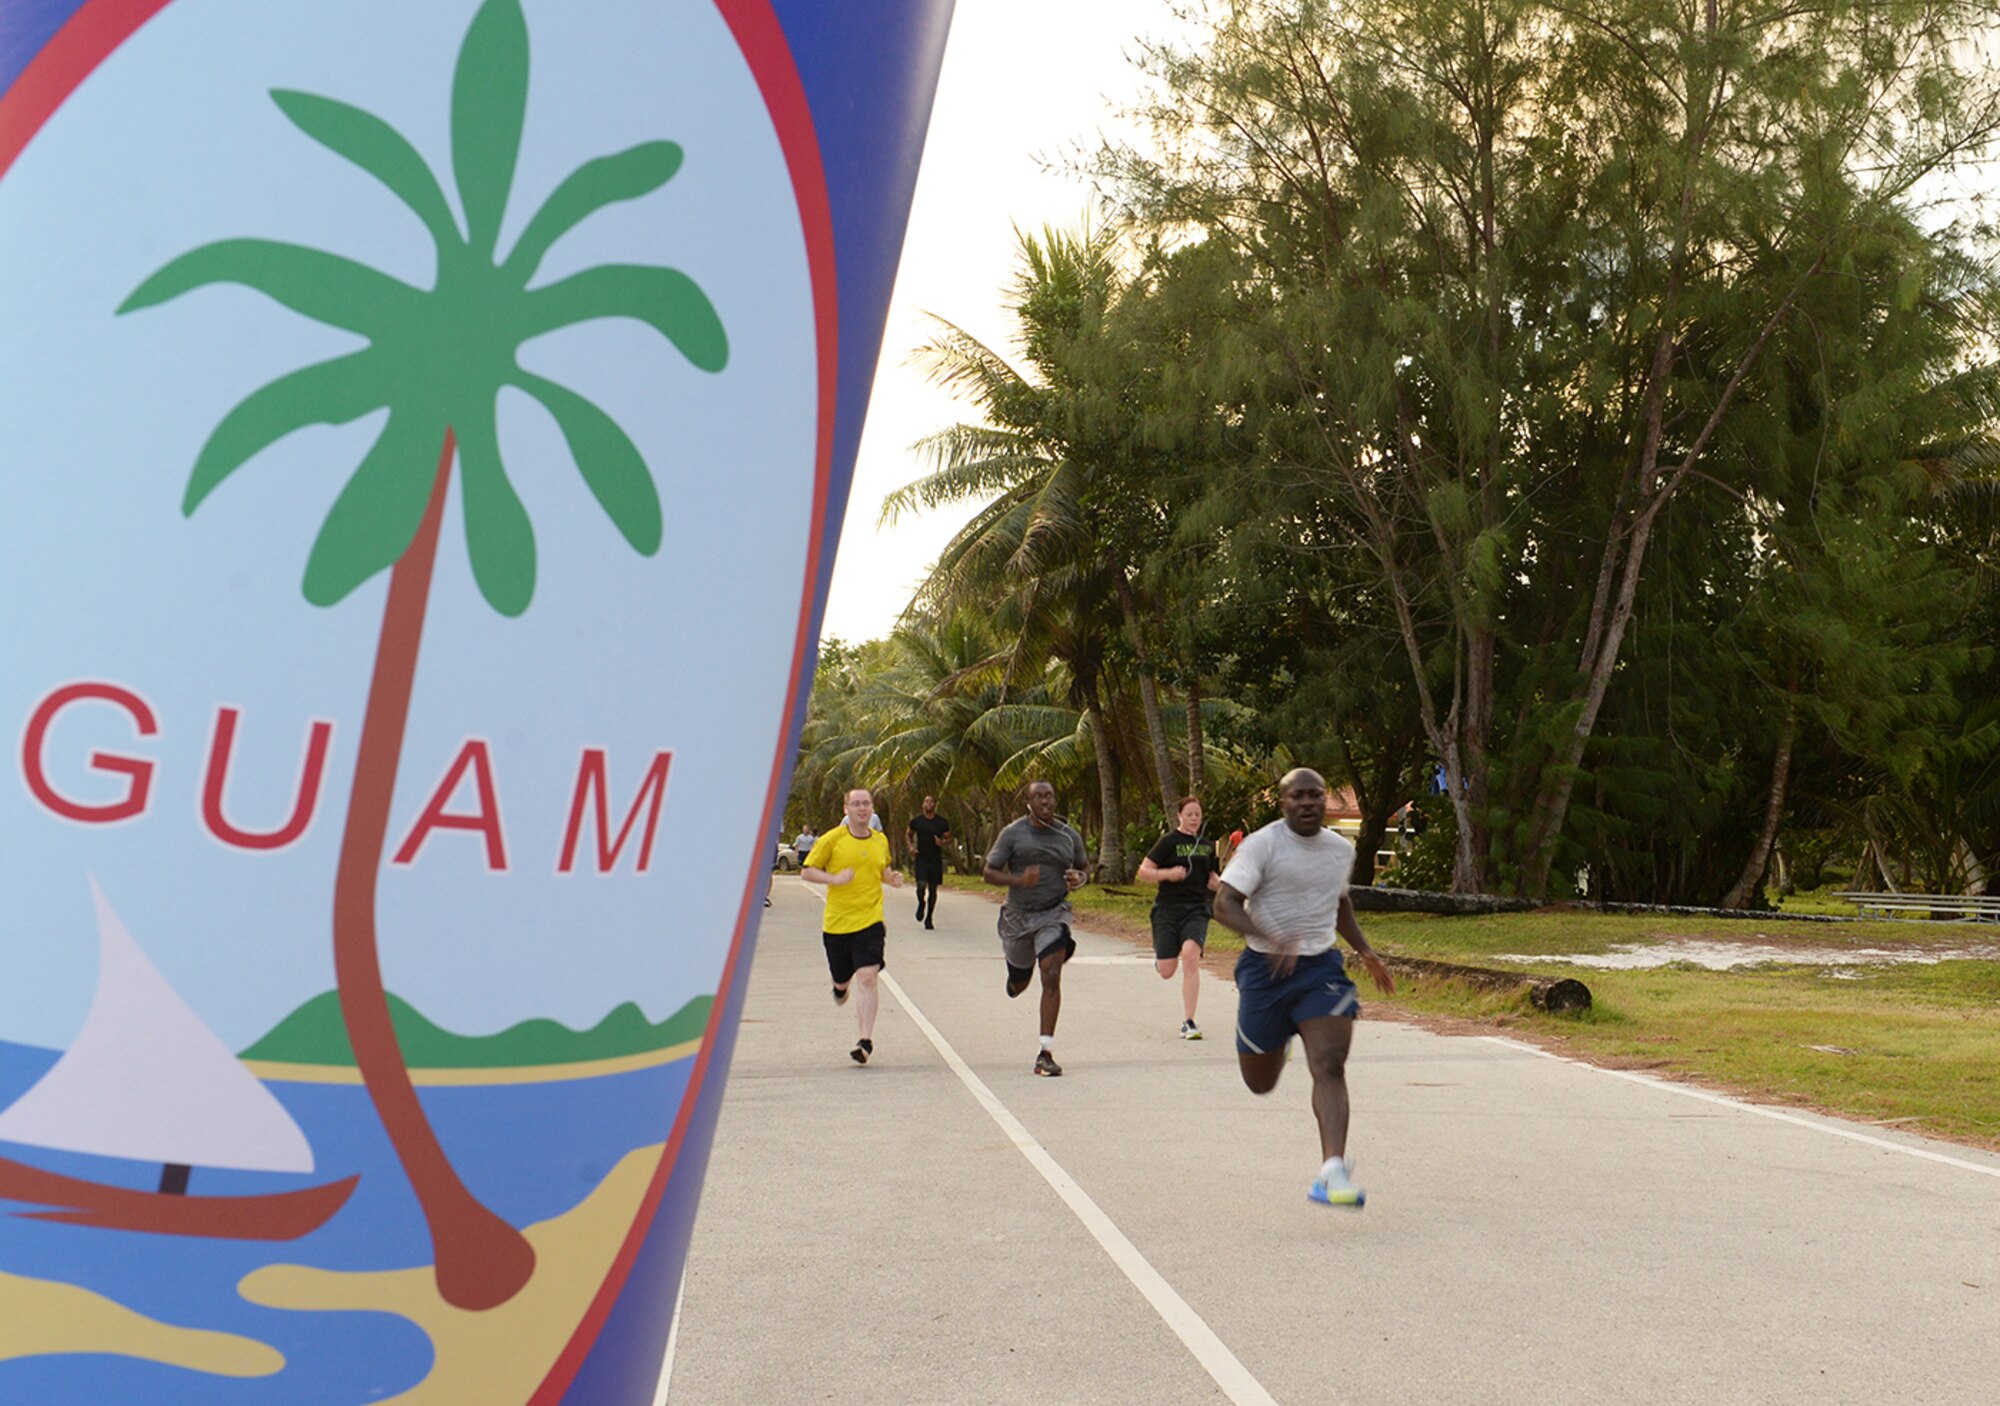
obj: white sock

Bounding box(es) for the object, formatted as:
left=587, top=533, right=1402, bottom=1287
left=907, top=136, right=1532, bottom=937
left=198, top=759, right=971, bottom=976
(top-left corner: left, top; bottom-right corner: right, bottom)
left=1039, top=1035, right=1054, bottom=1051
left=1320, top=1155, right=1346, bottom=1181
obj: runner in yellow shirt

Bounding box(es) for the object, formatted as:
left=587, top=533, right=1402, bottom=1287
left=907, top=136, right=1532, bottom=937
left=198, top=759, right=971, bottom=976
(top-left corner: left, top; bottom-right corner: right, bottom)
left=802, top=787, right=903, bottom=1064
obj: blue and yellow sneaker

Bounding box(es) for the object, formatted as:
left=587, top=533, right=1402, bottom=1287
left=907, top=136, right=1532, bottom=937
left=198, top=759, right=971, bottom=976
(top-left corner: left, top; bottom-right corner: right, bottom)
left=1308, top=1158, right=1365, bottom=1208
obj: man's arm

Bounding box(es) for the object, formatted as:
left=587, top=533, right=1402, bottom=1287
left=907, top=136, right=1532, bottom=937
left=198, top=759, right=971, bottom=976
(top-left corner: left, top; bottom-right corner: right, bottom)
left=1062, top=830, right=1089, bottom=889
left=1336, top=893, right=1394, bottom=992
left=1211, top=881, right=1273, bottom=945
left=983, top=862, right=1040, bottom=888
left=1214, top=870, right=1304, bottom=977
left=800, top=836, right=849, bottom=887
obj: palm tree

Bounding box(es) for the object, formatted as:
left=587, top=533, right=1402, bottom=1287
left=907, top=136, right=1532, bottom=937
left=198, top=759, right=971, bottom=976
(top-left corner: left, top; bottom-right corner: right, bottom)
left=119, top=0, right=725, bottom=1310
left=858, top=611, right=1085, bottom=854
left=884, top=227, right=1182, bottom=876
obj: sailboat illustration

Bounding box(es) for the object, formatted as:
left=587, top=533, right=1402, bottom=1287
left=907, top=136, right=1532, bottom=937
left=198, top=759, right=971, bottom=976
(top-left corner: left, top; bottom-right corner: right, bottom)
left=0, top=879, right=356, bottom=1240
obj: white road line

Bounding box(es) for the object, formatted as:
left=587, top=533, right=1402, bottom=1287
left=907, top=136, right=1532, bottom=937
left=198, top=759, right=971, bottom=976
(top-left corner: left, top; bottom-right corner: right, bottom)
left=880, top=968, right=1283, bottom=1406
left=651, top=1273, right=687, bottom=1405
left=1479, top=1035, right=2000, bottom=1180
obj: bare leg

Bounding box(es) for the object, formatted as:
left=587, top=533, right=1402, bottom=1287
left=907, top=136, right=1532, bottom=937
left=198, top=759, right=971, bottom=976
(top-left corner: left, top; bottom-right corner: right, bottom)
left=1297, top=1016, right=1356, bottom=1160
left=853, top=966, right=880, bottom=1041
left=1037, top=947, right=1065, bottom=1038
left=1238, top=1046, right=1287, bottom=1094
left=1180, top=940, right=1202, bottom=1022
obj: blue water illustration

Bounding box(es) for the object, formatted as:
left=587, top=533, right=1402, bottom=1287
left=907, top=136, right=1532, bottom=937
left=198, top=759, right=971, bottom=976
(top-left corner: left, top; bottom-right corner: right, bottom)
left=0, top=1041, right=692, bottom=1404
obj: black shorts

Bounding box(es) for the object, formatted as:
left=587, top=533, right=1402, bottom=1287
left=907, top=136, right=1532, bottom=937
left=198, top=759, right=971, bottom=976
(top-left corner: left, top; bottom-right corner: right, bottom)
left=1151, top=904, right=1211, bottom=960
left=823, top=922, right=887, bottom=984
left=913, top=857, right=944, bottom=886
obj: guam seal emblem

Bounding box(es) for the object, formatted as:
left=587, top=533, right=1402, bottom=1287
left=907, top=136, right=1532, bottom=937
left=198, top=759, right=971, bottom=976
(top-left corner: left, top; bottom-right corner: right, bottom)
left=0, top=1, right=951, bottom=1401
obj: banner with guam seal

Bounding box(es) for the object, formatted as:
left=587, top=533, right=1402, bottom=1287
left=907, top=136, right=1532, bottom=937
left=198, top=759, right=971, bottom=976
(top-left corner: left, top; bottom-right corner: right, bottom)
left=0, top=1, right=951, bottom=1400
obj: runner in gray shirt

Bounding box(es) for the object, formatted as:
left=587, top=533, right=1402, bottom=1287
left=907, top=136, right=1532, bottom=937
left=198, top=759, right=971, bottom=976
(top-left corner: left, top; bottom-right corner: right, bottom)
left=983, top=780, right=1088, bottom=1076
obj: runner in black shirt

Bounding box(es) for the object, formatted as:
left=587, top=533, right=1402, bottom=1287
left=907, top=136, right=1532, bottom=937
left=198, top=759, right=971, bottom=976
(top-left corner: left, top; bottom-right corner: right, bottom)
left=905, top=795, right=953, bottom=929
left=1135, top=796, right=1219, bottom=1039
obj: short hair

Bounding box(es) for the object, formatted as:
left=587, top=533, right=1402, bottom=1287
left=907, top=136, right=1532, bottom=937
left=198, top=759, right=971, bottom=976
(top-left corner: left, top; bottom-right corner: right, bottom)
left=1175, top=795, right=1201, bottom=814
left=845, top=787, right=873, bottom=803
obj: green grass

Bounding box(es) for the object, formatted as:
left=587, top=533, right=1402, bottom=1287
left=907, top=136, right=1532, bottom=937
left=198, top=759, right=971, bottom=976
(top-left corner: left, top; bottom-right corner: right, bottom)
left=1371, top=916, right=2000, bottom=1150
left=944, top=876, right=2000, bottom=1149
left=1775, top=888, right=1866, bottom=917
left=1443, top=962, right=2000, bottom=1147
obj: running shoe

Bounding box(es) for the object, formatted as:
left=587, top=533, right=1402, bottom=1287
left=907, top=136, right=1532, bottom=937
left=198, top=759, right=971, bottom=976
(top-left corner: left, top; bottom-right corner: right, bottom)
left=1180, top=1020, right=1203, bottom=1041
left=832, top=985, right=849, bottom=1006
left=1308, top=1161, right=1365, bottom=1209
left=850, top=1041, right=870, bottom=1065
left=1033, top=1050, right=1063, bottom=1077
left=924, top=918, right=935, bottom=931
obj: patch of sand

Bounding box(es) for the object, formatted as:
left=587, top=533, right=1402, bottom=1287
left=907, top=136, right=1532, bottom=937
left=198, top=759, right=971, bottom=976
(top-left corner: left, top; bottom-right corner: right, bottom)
left=0, top=1269, right=281, bottom=1376
left=239, top=1143, right=662, bottom=1404
left=1498, top=940, right=2000, bottom=970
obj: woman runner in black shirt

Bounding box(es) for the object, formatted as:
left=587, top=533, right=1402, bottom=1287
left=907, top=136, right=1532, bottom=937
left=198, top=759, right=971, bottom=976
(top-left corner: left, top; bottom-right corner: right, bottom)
left=1135, top=796, right=1219, bottom=1038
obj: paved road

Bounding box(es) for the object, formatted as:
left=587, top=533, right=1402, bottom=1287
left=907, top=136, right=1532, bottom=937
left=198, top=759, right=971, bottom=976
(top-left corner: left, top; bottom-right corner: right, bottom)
left=670, top=878, right=2000, bottom=1404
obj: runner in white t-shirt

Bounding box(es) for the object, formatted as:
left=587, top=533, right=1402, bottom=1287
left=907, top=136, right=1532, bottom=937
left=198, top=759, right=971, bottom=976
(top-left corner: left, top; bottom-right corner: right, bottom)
left=1215, top=768, right=1395, bottom=1208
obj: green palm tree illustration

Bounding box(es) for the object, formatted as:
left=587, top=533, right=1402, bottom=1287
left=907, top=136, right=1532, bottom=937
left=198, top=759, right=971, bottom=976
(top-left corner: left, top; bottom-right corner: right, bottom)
left=119, top=0, right=726, bottom=1310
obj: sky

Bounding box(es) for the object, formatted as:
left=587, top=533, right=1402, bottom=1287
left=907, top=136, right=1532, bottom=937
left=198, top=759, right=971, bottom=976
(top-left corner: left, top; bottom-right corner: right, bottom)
left=818, top=0, right=1186, bottom=645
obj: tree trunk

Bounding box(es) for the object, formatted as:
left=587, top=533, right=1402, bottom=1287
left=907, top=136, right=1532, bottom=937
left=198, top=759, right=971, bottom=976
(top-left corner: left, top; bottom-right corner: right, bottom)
left=1115, top=573, right=1180, bottom=817
left=1185, top=682, right=1205, bottom=792
left=1515, top=269, right=1814, bottom=897
left=334, top=433, right=535, bottom=1310
left=1461, top=623, right=1495, bottom=883
left=1859, top=821, right=1902, bottom=893
left=1082, top=699, right=1124, bottom=880
left=1956, top=838, right=1987, bottom=896
left=1720, top=702, right=1796, bottom=910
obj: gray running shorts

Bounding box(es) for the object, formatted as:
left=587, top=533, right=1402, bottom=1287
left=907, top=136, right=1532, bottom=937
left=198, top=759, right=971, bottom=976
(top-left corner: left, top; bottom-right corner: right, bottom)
left=997, top=901, right=1075, bottom=972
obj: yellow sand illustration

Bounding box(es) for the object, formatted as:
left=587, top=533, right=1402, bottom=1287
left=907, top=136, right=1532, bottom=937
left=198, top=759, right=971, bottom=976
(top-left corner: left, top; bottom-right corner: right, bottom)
left=240, top=1143, right=664, bottom=1404
left=0, top=1269, right=282, bottom=1377
left=247, top=1039, right=699, bottom=1087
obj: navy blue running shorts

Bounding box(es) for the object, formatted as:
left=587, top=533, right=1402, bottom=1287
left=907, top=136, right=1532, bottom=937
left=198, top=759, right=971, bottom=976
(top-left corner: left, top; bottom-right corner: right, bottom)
left=1232, top=947, right=1359, bottom=1054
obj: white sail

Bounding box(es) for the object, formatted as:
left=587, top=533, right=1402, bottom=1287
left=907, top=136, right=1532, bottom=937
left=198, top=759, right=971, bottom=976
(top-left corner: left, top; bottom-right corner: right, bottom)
left=0, top=879, right=314, bottom=1174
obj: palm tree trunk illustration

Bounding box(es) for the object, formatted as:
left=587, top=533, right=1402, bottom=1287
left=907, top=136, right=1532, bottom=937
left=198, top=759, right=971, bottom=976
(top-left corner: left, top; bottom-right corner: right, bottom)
left=334, top=431, right=536, bottom=1310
